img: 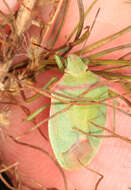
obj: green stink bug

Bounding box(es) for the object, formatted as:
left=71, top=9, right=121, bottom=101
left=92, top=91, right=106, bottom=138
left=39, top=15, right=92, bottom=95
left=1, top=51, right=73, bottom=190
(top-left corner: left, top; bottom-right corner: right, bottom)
left=48, top=54, right=108, bottom=170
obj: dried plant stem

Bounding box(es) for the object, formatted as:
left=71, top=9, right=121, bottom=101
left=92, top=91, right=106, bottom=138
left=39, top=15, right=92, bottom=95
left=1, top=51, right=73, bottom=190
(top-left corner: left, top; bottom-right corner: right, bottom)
left=76, top=25, right=131, bottom=55
left=0, top=163, right=19, bottom=190
left=19, top=173, right=49, bottom=190
left=16, top=0, right=68, bottom=59
left=85, top=167, right=103, bottom=190
left=0, top=60, right=12, bottom=84
left=66, top=0, right=99, bottom=42
left=0, top=162, right=19, bottom=175
left=2, top=0, right=14, bottom=15
left=47, top=0, right=69, bottom=50
left=75, top=0, right=84, bottom=41
left=0, top=174, right=16, bottom=190
left=9, top=136, right=68, bottom=190
left=41, top=0, right=65, bottom=46
left=16, top=0, right=37, bottom=36
left=21, top=82, right=131, bottom=116
left=16, top=81, right=130, bottom=139
left=88, top=44, right=131, bottom=59
left=15, top=104, right=72, bottom=139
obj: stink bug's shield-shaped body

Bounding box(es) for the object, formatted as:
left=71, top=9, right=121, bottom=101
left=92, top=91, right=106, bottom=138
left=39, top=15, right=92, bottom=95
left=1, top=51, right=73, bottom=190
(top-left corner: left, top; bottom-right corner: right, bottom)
left=49, top=54, right=108, bottom=170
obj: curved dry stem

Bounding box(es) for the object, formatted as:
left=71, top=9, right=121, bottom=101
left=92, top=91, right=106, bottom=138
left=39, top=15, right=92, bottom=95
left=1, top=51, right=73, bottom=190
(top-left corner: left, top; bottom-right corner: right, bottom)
left=60, top=0, right=85, bottom=56
left=0, top=162, right=19, bottom=174
left=0, top=174, right=16, bottom=190
left=86, top=168, right=103, bottom=190
left=0, top=162, right=19, bottom=190
left=78, top=158, right=103, bottom=190
left=75, top=0, right=85, bottom=41
left=66, top=0, right=99, bottom=42
left=20, top=172, right=52, bottom=190
left=9, top=136, right=68, bottom=190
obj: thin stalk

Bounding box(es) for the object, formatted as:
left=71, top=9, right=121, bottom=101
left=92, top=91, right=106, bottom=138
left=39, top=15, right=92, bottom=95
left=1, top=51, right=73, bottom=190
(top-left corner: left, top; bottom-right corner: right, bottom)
left=66, top=0, right=99, bottom=42
left=88, top=44, right=131, bottom=59
left=76, top=26, right=131, bottom=55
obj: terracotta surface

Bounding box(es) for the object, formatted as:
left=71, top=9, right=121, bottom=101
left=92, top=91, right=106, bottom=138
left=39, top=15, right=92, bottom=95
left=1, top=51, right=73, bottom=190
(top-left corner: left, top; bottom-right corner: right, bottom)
left=0, top=1, right=131, bottom=190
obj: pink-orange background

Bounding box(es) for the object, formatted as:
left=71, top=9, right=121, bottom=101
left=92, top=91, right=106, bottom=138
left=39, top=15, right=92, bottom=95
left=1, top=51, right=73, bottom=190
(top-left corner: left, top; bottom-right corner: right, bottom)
left=0, top=0, right=131, bottom=190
